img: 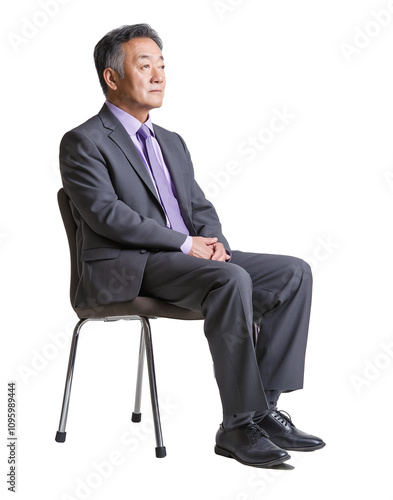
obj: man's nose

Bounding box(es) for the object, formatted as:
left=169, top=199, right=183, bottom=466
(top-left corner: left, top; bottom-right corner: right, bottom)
left=151, top=70, right=164, bottom=83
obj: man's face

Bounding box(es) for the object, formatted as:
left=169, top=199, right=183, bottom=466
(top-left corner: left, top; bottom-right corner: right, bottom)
left=108, top=37, right=166, bottom=121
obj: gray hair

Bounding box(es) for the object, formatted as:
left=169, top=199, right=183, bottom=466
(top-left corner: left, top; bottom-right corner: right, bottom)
left=93, top=24, right=163, bottom=95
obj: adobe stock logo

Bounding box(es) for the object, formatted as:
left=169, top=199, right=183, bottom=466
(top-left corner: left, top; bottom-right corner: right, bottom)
left=213, top=0, right=247, bottom=20
left=340, top=2, right=393, bottom=63
left=203, top=106, right=295, bottom=199
left=61, top=398, right=179, bottom=500
left=304, top=235, right=340, bottom=273
left=349, top=340, right=393, bottom=394
left=17, top=322, right=75, bottom=385
left=8, top=0, right=71, bottom=54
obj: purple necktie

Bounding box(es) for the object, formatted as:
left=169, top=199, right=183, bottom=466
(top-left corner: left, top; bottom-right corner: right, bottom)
left=137, top=124, right=188, bottom=234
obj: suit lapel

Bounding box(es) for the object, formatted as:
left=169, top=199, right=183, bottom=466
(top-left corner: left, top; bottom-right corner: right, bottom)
left=98, top=105, right=160, bottom=203
left=98, top=105, right=195, bottom=235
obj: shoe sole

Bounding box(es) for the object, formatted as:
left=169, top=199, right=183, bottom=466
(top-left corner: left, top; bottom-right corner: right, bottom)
left=214, top=445, right=291, bottom=468
left=277, top=442, right=326, bottom=452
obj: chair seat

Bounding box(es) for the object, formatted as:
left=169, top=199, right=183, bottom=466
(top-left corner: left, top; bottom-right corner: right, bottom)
left=74, top=296, right=204, bottom=321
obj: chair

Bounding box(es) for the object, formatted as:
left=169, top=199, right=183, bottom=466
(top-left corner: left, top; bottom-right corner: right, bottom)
left=54, top=188, right=203, bottom=458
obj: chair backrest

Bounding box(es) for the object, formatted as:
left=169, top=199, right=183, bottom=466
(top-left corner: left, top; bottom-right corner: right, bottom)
left=57, top=188, right=79, bottom=306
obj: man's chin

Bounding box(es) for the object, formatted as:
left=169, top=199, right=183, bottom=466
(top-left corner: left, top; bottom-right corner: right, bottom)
left=149, top=100, right=164, bottom=110
left=148, top=92, right=164, bottom=104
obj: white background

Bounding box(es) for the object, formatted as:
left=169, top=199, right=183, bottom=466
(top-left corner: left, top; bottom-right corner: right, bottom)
left=1, top=0, right=393, bottom=498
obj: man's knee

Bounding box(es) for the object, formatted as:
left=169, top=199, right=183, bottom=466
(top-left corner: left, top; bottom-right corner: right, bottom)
left=281, top=256, right=312, bottom=288
left=207, top=263, right=253, bottom=299
left=222, top=263, right=253, bottom=292
left=293, top=257, right=312, bottom=279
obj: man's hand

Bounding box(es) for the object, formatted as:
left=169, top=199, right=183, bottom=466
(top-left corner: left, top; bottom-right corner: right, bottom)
left=188, top=237, right=229, bottom=261
left=210, top=241, right=229, bottom=262
left=188, top=237, right=218, bottom=260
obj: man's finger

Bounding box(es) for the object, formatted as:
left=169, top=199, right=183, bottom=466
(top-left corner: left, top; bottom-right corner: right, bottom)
left=211, top=242, right=226, bottom=261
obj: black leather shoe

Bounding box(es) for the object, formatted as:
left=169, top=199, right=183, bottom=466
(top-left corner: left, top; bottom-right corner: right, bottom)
left=258, top=408, right=325, bottom=452
left=215, top=423, right=290, bottom=468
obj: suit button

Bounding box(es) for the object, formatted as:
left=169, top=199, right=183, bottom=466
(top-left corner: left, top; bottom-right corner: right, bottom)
left=140, top=249, right=146, bottom=254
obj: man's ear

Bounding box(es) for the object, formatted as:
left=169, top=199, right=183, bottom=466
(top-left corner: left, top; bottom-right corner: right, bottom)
left=103, top=68, right=118, bottom=91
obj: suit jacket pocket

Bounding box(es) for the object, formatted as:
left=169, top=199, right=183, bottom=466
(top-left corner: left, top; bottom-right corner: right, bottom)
left=75, top=248, right=147, bottom=308
left=81, top=247, right=122, bottom=261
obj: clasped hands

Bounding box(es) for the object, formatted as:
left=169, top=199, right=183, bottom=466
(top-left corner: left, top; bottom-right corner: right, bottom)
left=188, top=236, right=229, bottom=262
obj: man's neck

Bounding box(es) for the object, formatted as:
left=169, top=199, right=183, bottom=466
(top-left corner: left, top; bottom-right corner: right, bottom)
left=106, top=97, right=149, bottom=123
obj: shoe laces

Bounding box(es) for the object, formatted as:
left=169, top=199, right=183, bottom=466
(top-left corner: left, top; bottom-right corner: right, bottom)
left=246, top=423, right=269, bottom=447
left=270, top=407, right=294, bottom=426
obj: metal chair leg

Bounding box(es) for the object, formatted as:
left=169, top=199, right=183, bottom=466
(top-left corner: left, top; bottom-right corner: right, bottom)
left=55, top=318, right=89, bottom=442
left=140, top=317, right=166, bottom=458
left=131, top=326, right=145, bottom=423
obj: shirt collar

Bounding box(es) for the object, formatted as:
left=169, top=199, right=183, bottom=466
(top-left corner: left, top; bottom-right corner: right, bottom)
left=105, top=100, right=155, bottom=137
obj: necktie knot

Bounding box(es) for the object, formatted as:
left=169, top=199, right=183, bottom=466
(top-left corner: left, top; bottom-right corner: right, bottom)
left=137, top=124, right=151, bottom=141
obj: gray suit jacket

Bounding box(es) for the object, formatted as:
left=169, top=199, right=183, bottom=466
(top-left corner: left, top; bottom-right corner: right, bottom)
left=60, top=104, right=230, bottom=307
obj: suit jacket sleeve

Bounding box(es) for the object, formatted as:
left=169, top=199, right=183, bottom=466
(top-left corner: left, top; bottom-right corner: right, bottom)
left=60, top=129, right=187, bottom=251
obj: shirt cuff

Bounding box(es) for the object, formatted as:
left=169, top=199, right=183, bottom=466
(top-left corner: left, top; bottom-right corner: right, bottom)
left=225, top=250, right=232, bottom=262
left=180, top=235, right=193, bottom=255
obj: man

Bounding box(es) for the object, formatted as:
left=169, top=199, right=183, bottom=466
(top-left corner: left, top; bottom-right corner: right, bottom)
left=60, top=24, right=325, bottom=468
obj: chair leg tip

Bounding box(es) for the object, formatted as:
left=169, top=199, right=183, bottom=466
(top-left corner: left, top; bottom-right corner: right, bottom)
left=55, top=431, right=67, bottom=443
left=156, top=446, right=166, bottom=458
left=131, top=412, right=142, bottom=422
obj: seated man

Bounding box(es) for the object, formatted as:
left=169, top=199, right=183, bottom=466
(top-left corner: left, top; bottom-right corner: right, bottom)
left=60, top=23, right=325, bottom=468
